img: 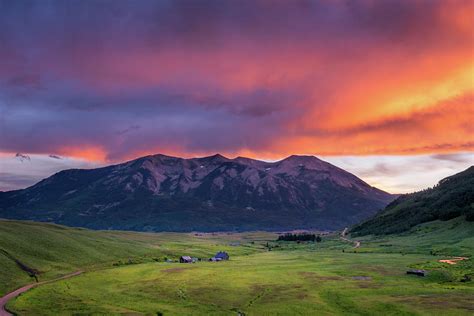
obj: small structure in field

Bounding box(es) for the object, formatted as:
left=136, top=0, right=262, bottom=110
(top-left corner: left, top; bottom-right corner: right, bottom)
left=209, top=257, right=221, bottom=262
left=210, top=251, right=229, bottom=262
left=179, top=256, right=193, bottom=263
left=406, top=269, right=427, bottom=277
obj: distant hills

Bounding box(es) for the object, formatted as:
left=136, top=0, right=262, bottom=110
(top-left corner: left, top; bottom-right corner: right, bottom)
left=0, top=154, right=394, bottom=232
left=351, top=166, right=474, bottom=236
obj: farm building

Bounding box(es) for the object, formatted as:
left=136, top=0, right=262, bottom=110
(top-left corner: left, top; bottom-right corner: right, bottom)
left=210, top=251, right=229, bottom=261
left=179, top=256, right=193, bottom=263
left=406, top=269, right=427, bottom=277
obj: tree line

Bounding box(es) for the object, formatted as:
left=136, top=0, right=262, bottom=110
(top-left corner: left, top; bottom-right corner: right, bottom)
left=277, top=233, right=322, bottom=242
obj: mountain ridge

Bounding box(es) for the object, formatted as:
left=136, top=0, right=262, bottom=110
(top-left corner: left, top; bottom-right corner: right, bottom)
left=0, top=153, right=395, bottom=232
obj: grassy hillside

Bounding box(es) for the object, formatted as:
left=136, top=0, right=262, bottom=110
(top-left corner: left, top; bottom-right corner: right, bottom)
left=351, top=166, right=474, bottom=236
left=0, top=219, right=262, bottom=296
left=353, top=217, right=474, bottom=256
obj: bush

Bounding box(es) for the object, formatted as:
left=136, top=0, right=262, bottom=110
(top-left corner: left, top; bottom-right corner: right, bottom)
left=426, top=270, right=456, bottom=283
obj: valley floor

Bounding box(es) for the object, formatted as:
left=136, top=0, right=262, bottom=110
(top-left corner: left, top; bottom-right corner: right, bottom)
left=7, top=250, right=474, bottom=316
left=1, top=219, right=474, bottom=315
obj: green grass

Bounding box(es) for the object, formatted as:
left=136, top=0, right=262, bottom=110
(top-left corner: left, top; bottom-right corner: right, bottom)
left=0, top=219, right=264, bottom=296
left=2, top=219, right=474, bottom=315
left=9, top=251, right=474, bottom=315
left=352, top=217, right=474, bottom=256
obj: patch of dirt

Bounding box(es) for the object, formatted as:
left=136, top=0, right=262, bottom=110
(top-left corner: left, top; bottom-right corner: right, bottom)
left=394, top=294, right=474, bottom=311
left=438, top=257, right=469, bottom=265
left=298, top=271, right=343, bottom=281
left=350, top=276, right=381, bottom=288
left=351, top=265, right=396, bottom=276
left=296, top=293, right=309, bottom=299
left=356, top=283, right=381, bottom=289
left=162, top=267, right=193, bottom=273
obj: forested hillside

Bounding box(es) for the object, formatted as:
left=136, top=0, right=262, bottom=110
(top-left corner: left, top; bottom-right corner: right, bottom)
left=351, top=166, right=474, bottom=236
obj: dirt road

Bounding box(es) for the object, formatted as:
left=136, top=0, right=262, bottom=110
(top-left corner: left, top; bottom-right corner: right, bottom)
left=0, top=271, right=83, bottom=316
left=340, top=228, right=360, bottom=248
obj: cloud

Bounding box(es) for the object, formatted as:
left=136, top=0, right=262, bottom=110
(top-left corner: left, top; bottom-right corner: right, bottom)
left=116, top=125, right=141, bottom=136
left=0, top=154, right=104, bottom=191
left=15, top=153, right=30, bottom=162
left=0, top=0, right=472, bottom=162
left=48, top=154, right=62, bottom=160
left=431, top=153, right=473, bottom=163
left=325, top=152, right=474, bottom=193
left=0, top=172, right=38, bottom=191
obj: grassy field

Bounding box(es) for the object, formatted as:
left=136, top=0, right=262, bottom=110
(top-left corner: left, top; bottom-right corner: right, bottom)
left=9, top=250, right=474, bottom=315
left=0, top=219, right=263, bottom=296
left=2, top=219, right=474, bottom=315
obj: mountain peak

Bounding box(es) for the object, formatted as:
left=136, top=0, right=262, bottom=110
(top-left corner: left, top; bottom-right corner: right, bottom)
left=0, top=152, right=394, bottom=232
left=275, top=155, right=328, bottom=171
left=143, top=153, right=181, bottom=161
left=210, top=153, right=227, bottom=160
left=281, top=155, right=321, bottom=162
left=197, top=153, right=229, bottom=162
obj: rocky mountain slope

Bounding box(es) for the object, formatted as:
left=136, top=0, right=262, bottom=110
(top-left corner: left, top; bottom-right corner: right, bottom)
left=0, top=154, right=394, bottom=231
left=351, top=166, right=474, bottom=236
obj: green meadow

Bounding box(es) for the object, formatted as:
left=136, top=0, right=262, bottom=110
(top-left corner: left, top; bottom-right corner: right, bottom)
left=0, top=220, right=261, bottom=296
left=1, top=219, right=473, bottom=315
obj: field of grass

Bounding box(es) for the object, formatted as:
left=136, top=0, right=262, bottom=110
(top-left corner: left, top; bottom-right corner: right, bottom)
left=350, top=217, right=474, bottom=256
left=0, top=220, right=263, bottom=296
left=9, top=250, right=474, bottom=315
left=2, top=219, right=474, bottom=315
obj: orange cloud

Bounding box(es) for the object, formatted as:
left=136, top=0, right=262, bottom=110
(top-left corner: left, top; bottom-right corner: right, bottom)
left=57, top=146, right=108, bottom=162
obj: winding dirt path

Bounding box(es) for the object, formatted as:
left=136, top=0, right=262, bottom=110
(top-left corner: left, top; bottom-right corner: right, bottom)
left=340, top=228, right=360, bottom=248
left=0, top=271, right=83, bottom=316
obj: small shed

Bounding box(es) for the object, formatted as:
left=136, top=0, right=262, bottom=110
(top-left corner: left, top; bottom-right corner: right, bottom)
left=406, top=269, right=427, bottom=277
left=180, top=256, right=192, bottom=263
left=213, top=251, right=229, bottom=261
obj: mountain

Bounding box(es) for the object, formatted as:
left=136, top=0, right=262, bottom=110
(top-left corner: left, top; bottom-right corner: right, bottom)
left=351, top=166, right=474, bottom=236
left=0, top=154, right=394, bottom=231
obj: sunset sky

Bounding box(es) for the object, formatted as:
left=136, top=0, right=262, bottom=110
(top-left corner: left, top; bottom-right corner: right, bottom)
left=0, top=0, right=473, bottom=193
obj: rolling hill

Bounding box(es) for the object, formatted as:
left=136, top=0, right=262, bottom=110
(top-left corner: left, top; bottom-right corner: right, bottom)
left=0, top=219, right=260, bottom=296
left=0, top=154, right=394, bottom=232
left=351, top=166, right=474, bottom=236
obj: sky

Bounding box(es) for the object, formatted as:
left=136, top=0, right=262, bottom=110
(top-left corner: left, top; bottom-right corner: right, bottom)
left=0, top=0, right=473, bottom=193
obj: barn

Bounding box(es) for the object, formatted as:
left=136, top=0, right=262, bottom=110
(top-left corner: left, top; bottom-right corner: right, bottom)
left=210, top=251, right=229, bottom=261
left=179, top=256, right=192, bottom=263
